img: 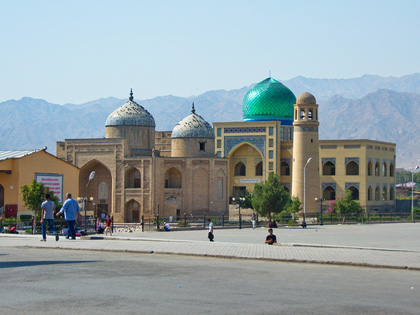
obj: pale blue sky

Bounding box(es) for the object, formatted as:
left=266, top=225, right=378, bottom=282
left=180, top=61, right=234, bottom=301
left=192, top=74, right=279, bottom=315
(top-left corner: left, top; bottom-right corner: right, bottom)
left=1, top=0, right=419, bottom=104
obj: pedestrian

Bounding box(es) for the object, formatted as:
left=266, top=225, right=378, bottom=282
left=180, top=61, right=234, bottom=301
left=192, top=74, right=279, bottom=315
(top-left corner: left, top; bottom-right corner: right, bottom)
left=105, top=216, right=112, bottom=236
left=163, top=221, right=171, bottom=231
left=251, top=212, right=257, bottom=229
left=56, top=193, right=80, bottom=240
left=207, top=218, right=214, bottom=242
left=40, top=193, right=58, bottom=241
left=264, top=228, right=277, bottom=245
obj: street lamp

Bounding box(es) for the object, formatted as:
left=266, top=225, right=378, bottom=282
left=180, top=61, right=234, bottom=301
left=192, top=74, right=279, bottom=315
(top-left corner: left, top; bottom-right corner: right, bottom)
left=412, top=165, right=419, bottom=223
left=303, top=157, right=312, bottom=228
left=315, top=197, right=325, bottom=225
left=232, top=197, right=245, bottom=229
left=85, top=171, right=95, bottom=233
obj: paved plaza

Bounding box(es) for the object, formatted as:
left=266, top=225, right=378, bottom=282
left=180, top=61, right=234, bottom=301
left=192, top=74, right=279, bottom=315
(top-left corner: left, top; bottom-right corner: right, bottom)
left=1, top=223, right=420, bottom=270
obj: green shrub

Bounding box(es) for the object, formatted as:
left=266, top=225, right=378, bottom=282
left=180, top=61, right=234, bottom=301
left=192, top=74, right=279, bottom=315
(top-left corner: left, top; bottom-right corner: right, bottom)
left=25, top=229, right=33, bottom=234
left=288, top=218, right=295, bottom=226
left=177, top=220, right=190, bottom=227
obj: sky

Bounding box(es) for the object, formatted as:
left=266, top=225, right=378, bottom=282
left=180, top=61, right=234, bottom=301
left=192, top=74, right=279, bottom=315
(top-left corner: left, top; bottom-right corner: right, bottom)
left=1, top=0, right=420, bottom=104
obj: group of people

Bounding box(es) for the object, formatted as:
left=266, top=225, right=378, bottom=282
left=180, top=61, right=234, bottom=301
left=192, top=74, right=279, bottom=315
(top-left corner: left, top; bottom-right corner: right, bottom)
left=40, top=192, right=112, bottom=241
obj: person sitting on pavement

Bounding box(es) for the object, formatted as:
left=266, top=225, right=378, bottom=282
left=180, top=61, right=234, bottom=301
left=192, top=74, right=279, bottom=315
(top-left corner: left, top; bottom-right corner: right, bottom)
left=163, top=222, right=170, bottom=231
left=265, top=228, right=277, bottom=245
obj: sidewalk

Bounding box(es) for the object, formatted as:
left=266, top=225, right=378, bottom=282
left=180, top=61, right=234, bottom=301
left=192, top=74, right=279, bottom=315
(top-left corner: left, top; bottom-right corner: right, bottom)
left=2, top=223, right=420, bottom=270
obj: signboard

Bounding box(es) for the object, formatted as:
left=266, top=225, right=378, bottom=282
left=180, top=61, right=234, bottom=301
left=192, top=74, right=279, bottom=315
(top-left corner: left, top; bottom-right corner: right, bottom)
left=36, top=173, right=63, bottom=203
left=240, top=178, right=261, bottom=184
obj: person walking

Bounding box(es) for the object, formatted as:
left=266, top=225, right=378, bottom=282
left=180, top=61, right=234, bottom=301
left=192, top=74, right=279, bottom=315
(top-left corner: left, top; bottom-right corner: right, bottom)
left=40, top=193, right=58, bottom=241
left=251, top=212, right=257, bottom=229
left=105, top=216, right=112, bottom=236
left=207, top=218, right=214, bottom=242
left=56, top=193, right=80, bottom=240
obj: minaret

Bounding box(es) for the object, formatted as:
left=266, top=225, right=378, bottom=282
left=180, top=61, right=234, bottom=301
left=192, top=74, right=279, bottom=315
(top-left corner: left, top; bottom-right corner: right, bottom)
left=291, top=92, right=320, bottom=219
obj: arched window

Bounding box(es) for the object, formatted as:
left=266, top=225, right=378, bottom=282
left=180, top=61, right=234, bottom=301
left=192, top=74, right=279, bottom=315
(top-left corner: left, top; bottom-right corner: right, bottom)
left=382, top=186, right=387, bottom=200
left=375, top=186, right=380, bottom=201
left=367, top=186, right=372, bottom=201
left=348, top=186, right=359, bottom=200
left=294, top=109, right=297, bottom=120
left=164, top=167, right=182, bottom=188
left=367, top=162, right=372, bottom=176
left=280, top=162, right=290, bottom=176
left=234, top=162, right=246, bottom=176
left=282, top=185, right=290, bottom=192
left=255, top=162, right=263, bottom=176
left=308, top=109, right=313, bottom=120
left=125, top=168, right=141, bottom=188
left=382, top=163, right=387, bottom=176
left=300, top=109, right=305, bottom=120
left=323, top=161, right=335, bottom=176
left=346, top=161, right=359, bottom=175
left=375, top=162, right=380, bottom=176
left=389, top=163, right=394, bottom=177
left=323, top=186, right=336, bottom=200
left=390, top=187, right=395, bottom=200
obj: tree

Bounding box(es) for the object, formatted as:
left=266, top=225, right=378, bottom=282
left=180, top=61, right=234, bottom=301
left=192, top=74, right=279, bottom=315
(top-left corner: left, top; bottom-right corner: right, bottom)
left=334, top=189, right=363, bottom=223
left=21, top=179, right=59, bottom=218
left=286, top=196, right=302, bottom=218
left=238, top=189, right=253, bottom=210
left=251, top=172, right=291, bottom=217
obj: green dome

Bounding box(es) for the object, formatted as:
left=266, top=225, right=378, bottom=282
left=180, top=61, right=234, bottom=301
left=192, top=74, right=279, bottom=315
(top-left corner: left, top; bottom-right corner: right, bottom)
left=242, top=77, right=296, bottom=124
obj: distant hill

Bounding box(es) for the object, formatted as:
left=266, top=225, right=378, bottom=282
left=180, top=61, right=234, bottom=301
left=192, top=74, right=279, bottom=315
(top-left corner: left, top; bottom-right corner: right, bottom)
left=1, top=73, right=419, bottom=168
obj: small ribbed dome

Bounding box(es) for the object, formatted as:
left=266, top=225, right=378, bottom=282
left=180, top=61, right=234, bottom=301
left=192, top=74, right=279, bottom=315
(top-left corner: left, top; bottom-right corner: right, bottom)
left=171, top=103, right=214, bottom=139
left=297, top=92, right=316, bottom=104
left=105, top=90, right=155, bottom=127
left=242, top=77, right=296, bottom=123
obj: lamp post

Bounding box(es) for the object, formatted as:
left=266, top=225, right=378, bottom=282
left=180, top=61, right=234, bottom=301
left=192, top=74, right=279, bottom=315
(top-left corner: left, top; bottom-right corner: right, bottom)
left=412, top=165, right=419, bottom=223
left=85, top=171, right=95, bottom=233
left=232, top=197, right=245, bottom=229
left=303, top=157, right=312, bottom=228
left=315, top=197, right=325, bottom=225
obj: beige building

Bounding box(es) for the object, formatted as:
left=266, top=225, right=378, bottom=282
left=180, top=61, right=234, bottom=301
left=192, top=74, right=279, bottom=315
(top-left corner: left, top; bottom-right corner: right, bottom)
left=214, top=77, right=396, bottom=217
left=0, top=149, right=79, bottom=217
left=57, top=93, right=228, bottom=223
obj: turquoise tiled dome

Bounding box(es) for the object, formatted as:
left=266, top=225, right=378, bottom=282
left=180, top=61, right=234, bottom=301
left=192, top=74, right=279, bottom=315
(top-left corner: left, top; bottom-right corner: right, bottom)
left=105, top=90, right=155, bottom=127
left=242, top=77, right=296, bottom=124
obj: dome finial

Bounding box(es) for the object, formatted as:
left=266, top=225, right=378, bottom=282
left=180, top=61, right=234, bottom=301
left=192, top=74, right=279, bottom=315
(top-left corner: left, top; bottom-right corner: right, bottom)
left=129, top=88, right=133, bottom=101
left=191, top=102, right=196, bottom=114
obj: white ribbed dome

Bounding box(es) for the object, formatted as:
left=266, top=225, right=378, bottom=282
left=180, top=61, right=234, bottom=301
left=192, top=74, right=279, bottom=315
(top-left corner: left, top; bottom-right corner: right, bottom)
left=171, top=104, right=214, bottom=139
left=105, top=90, right=155, bottom=127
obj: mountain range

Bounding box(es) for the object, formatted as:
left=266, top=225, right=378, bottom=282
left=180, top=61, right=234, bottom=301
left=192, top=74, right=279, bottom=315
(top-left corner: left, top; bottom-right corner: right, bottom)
left=1, top=73, right=419, bottom=168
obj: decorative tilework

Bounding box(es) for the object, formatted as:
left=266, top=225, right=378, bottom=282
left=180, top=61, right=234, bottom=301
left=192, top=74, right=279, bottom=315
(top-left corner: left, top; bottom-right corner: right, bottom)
left=345, top=182, right=360, bottom=189
left=106, top=99, right=155, bottom=127
left=281, top=158, right=290, bottom=164
left=294, top=126, right=318, bottom=132
left=345, top=157, right=359, bottom=164
left=322, top=182, right=336, bottom=190
left=224, top=127, right=266, bottom=134
left=322, top=158, right=336, bottom=165
left=172, top=113, right=214, bottom=138
left=224, top=136, right=265, bottom=158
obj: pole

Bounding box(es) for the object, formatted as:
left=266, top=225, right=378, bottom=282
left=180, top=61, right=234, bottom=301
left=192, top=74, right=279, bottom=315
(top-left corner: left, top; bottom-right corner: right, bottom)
left=412, top=166, right=419, bottom=222
left=320, top=199, right=324, bottom=225
left=84, top=198, right=87, bottom=233
left=303, top=157, right=312, bottom=228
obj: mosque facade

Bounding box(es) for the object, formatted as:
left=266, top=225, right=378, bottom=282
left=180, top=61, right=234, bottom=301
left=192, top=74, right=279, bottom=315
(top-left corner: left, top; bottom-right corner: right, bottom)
left=56, top=78, right=396, bottom=222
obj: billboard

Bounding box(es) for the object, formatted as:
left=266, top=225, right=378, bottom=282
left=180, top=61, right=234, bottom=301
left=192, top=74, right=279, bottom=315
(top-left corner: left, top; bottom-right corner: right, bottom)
left=36, top=173, right=64, bottom=203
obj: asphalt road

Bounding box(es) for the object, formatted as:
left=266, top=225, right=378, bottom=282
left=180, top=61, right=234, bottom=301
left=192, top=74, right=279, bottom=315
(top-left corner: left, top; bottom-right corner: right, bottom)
left=1, top=248, right=419, bottom=314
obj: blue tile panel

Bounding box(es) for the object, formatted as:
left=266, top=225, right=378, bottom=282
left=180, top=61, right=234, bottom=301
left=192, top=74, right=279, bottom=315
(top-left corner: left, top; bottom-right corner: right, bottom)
left=224, top=136, right=265, bottom=158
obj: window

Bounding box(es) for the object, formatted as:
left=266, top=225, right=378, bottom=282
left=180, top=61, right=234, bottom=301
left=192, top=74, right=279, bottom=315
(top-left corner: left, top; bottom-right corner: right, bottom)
left=348, top=186, right=359, bottom=200
left=280, top=162, right=290, bottom=176
left=367, top=186, right=372, bottom=201
left=375, top=162, right=380, bottom=176
left=269, top=139, right=274, bottom=147
left=300, top=109, right=305, bottom=120
left=367, top=162, right=372, bottom=176
left=323, top=161, right=335, bottom=176
left=382, top=186, right=387, bottom=200
left=323, top=186, right=336, bottom=200
left=269, top=150, right=274, bottom=159
left=308, top=110, right=313, bottom=120
left=346, top=161, right=359, bottom=175
left=164, top=168, right=182, bottom=188
left=217, top=140, right=222, bottom=148
left=125, top=168, right=141, bottom=188
left=269, top=162, right=273, bottom=171
left=199, top=142, right=206, bottom=151
left=269, top=127, right=274, bottom=136
left=217, top=128, right=222, bottom=137
left=390, top=163, right=394, bottom=177
left=375, top=187, right=380, bottom=201
left=217, top=151, right=222, bottom=158
left=234, top=162, right=246, bottom=176
left=255, top=162, right=263, bottom=176
left=382, top=163, right=387, bottom=176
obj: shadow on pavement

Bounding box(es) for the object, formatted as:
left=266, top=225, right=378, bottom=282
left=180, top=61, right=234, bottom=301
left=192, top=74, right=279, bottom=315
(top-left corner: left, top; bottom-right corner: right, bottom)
left=0, top=260, right=100, bottom=269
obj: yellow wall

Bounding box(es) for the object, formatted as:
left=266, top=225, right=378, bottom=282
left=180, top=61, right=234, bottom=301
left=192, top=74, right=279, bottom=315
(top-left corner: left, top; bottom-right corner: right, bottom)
left=0, top=151, right=79, bottom=217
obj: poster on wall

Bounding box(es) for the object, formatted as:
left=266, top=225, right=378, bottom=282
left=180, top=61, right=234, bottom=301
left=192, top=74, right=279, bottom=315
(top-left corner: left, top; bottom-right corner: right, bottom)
left=36, top=173, right=63, bottom=203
